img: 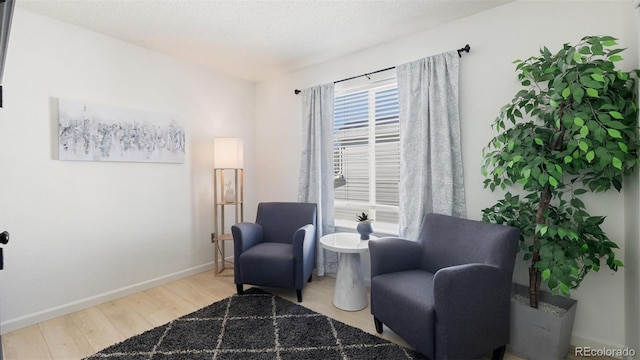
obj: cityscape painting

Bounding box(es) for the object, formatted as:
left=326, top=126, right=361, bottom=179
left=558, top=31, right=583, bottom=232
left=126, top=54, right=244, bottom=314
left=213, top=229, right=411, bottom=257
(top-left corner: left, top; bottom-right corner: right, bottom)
left=58, top=99, right=185, bottom=163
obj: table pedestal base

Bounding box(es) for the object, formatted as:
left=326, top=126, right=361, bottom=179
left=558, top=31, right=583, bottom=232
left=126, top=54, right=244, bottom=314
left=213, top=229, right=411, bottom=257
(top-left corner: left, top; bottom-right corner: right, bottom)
left=333, top=252, right=367, bottom=311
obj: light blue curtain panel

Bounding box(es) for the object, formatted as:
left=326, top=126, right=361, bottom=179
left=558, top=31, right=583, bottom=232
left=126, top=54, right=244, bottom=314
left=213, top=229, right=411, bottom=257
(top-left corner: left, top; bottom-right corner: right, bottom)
left=298, top=83, right=337, bottom=276
left=397, top=51, right=466, bottom=240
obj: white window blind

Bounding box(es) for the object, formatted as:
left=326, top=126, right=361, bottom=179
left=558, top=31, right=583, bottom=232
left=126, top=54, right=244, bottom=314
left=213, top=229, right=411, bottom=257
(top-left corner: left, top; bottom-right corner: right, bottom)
left=333, top=82, right=400, bottom=226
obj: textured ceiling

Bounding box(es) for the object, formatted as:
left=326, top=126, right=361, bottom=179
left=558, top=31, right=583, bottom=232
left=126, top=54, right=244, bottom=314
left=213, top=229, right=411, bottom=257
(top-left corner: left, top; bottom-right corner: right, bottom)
left=17, top=0, right=511, bottom=82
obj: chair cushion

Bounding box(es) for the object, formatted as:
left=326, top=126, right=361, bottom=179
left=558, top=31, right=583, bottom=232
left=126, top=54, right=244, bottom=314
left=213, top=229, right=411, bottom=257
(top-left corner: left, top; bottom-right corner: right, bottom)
left=371, top=269, right=436, bottom=359
left=239, top=242, right=295, bottom=288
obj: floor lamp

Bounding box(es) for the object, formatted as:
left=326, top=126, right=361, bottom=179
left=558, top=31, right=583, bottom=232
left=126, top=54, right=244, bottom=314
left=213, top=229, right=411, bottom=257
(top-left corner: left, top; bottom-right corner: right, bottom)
left=212, top=137, right=244, bottom=276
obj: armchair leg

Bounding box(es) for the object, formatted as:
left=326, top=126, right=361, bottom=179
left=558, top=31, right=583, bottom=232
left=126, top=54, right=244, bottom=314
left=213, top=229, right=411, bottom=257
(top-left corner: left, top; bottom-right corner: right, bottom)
left=374, top=317, right=383, bottom=334
left=236, top=284, right=244, bottom=295
left=296, top=289, right=302, bottom=302
left=492, top=345, right=506, bottom=360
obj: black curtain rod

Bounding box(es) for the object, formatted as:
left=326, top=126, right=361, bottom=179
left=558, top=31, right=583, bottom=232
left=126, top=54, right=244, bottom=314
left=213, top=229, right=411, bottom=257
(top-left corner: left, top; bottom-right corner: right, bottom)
left=294, top=44, right=470, bottom=95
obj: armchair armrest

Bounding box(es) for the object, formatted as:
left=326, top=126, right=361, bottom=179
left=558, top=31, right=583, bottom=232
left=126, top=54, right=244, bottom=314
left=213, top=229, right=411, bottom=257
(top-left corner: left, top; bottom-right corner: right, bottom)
left=369, top=237, right=422, bottom=278
left=292, top=224, right=315, bottom=256
left=232, top=222, right=264, bottom=285
left=232, top=222, right=263, bottom=255
left=292, top=224, right=315, bottom=288
left=433, top=263, right=512, bottom=358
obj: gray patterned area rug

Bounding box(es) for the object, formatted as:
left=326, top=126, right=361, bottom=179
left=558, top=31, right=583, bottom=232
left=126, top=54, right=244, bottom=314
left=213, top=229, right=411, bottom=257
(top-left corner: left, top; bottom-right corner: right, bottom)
left=86, top=287, right=427, bottom=359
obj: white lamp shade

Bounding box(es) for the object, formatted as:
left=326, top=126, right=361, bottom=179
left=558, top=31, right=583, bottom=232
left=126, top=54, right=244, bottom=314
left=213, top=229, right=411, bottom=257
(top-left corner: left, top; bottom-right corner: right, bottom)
left=214, top=137, right=244, bottom=168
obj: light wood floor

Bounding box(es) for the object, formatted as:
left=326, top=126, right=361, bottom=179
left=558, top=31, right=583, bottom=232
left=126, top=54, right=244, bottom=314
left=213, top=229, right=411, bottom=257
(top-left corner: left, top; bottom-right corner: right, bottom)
left=1, top=270, right=610, bottom=360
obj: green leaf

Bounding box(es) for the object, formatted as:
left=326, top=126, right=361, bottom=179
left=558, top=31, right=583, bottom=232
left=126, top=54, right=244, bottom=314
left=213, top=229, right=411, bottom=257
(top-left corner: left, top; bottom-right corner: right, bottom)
left=609, top=54, right=623, bottom=62
left=549, top=99, right=559, bottom=108
left=569, top=230, right=579, bottom=240
left=586, top=88, right=599, bottom=98
left=514, top=109, right=523, bottom=118
left=606, top=46, right=623, bottom=55
left=571, top=197, right=586, bottom=209
left=612, top=157, right=623, bottom=170
left=580, top=76, right=602, bottom=89
left=614, top=259, right=624, bottom=267
left=572, top=86, right=584, bottom=102
left=607, top=121, right=627, bottom=130
left=619, top=142, right=628, bottom=153
left=535, top=137, right=544, bottom=146
left=557, top=227, right=568, bottom=239
left=542, top=268, right=551, bottom=281
left=609, top=111, right=623, bottom=120
left=602, top=39, right=617, bottom=46
left=573, top=117, right=584, bottom=127
left=591, top=73, right=605, bottom=82
left=591, top=43, right=604, bottom=55
left=580, top=126, right=589, bottom=137
left=594, top=127, right=607, bottom=142
left=564, top=156, right=573, bottom=163
left=607, top=128, right=622, bottom=138
left=539, top=225, right=548, bottom=236
left=586, top=150, right=595, bottom=162
left=549, top=176, right=558, bottom=187
left=573, top=52, right=583, bottom=63
left=562, top=87, right=571, bottom=99
left=579, top=141, right=589, bottom=152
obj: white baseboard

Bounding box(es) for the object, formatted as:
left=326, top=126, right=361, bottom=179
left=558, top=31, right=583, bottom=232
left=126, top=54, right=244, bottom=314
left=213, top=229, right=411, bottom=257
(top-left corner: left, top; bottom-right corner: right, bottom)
left=1, top=262, right=214, bottom=334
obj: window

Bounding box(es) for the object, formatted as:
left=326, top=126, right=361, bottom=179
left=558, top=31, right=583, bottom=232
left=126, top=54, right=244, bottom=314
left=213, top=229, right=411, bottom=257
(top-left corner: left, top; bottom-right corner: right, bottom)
left=333, top=82, right=400, bottom=230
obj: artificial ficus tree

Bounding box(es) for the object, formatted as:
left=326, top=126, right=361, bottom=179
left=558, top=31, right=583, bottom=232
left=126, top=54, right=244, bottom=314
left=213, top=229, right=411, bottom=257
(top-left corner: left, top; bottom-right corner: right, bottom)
left=481, top=36, right=640, bottom=308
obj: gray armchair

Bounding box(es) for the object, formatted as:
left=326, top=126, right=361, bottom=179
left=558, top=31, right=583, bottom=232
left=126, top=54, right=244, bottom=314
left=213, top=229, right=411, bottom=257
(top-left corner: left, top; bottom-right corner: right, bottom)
left=369, top=213, right=519, bottom=360
left=232, top=202, right=317, bottom=302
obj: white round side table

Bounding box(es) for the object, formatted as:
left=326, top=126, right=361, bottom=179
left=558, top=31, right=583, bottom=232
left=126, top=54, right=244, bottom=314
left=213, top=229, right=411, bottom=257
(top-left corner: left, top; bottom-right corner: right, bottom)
left=319, top=232, right=376, bottom=311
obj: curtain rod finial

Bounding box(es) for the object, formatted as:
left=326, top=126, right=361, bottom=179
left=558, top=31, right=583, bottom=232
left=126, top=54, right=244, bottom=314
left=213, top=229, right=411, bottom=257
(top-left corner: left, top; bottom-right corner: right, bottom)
left=457, top=44, right=471, bottom=57
left=294, top=89, right=301, bottom=95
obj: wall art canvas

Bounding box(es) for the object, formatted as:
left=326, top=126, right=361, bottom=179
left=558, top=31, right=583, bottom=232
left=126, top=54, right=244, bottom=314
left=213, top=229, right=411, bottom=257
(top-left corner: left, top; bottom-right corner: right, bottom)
left=58, top=99, right=185, bottom=163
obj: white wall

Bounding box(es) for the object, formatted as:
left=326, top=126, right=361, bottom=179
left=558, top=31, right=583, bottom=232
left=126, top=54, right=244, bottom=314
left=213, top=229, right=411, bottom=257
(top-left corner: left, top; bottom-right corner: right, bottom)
left=0, top=8, right=256, bottom=333
left=255, top=0, right=638, bottom=349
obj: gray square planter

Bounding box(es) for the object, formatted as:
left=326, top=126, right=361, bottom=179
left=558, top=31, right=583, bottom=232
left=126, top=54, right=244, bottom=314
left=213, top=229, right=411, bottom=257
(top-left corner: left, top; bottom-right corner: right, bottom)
left=507, top=283, right=578, bottom=360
